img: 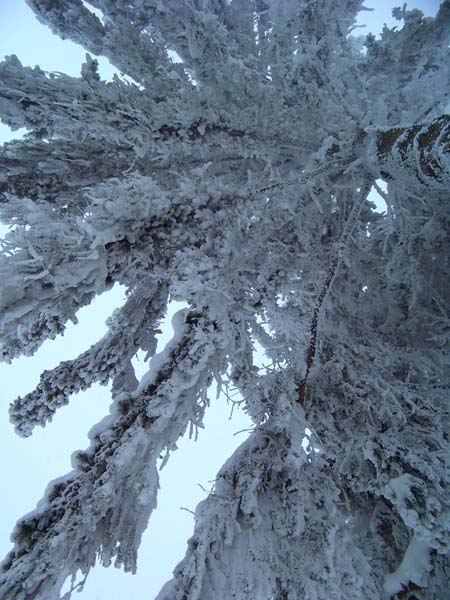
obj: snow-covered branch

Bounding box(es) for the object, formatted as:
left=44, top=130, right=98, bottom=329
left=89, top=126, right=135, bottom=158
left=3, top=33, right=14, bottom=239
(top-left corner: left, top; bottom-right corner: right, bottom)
left=1, top=1, right=449, bottom=597
left=0, top=310, right=227, bottom=600
left=368, top=115, right=450, bottom=189
left=157, top=394, right=378, bottom=600
left=9, top=281, right=168, bottom=437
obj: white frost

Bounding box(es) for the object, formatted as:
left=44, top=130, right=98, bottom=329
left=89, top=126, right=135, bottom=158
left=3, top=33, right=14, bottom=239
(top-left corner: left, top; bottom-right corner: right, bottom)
left=383, top=536, right=432, bottom=596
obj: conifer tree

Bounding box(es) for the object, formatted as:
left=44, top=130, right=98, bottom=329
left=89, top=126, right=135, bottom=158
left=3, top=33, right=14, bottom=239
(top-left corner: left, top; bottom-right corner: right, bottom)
left=0, top=1, right=449, bottom=598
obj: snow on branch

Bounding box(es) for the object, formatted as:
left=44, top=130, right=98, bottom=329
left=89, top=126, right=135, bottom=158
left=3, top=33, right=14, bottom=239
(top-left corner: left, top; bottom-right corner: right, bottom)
left=298, top=182, right=372, bottom=405
left=1, top=0, right=449, bottom=597
left=0, top=55, right=185, bottom=145
left=157, top=394, right=378, bottom=600
left=0, top=137, right=133, bottom=203
left=0, top=310, right=228, bottom=600
left=368, top=116, right=450, bottom=189
left=9, top=281, right=168, bottom=437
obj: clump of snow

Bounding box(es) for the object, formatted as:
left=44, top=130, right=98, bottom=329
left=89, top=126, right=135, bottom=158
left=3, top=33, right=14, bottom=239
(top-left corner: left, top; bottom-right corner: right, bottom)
left=383, top=536, right=432, bottom=596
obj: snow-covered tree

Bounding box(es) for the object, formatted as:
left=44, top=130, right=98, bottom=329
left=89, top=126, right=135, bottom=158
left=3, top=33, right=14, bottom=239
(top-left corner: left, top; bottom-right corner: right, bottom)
left=0, top=0, right=449, bottom=598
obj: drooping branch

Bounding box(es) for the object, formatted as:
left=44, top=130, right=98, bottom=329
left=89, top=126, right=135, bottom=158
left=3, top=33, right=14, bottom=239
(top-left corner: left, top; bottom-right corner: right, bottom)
left=0, top=215, right=110, bottom=361
left=9, top=281, right=168, bottom=437
left=0, top=310, right=228, bottom=600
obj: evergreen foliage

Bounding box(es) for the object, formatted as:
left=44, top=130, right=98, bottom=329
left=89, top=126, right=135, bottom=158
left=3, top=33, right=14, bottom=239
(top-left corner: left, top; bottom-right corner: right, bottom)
left=0, top=1, right=449, bottom=598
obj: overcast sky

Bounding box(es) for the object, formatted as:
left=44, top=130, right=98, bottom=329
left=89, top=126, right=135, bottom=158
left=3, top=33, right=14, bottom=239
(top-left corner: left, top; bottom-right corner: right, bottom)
left=0, top=1, right=442, bottom=599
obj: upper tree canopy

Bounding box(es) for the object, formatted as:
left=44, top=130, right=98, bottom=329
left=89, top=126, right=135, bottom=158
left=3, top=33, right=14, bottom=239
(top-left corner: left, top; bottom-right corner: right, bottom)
left=0, top=1, right=449, bottom=599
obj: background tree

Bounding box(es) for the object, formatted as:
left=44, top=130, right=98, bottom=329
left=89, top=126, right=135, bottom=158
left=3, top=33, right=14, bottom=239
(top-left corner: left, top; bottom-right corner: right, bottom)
left=0, top=1, right=449, bottom=599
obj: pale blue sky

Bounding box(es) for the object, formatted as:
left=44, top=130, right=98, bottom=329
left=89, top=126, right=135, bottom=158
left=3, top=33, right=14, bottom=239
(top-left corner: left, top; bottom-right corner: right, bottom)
left=0, top=1, right=442, bottom=599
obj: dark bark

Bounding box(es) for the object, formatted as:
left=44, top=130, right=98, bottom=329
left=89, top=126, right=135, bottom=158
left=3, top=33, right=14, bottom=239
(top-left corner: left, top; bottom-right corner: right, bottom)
left=370, top=115, right=450, bottom=187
